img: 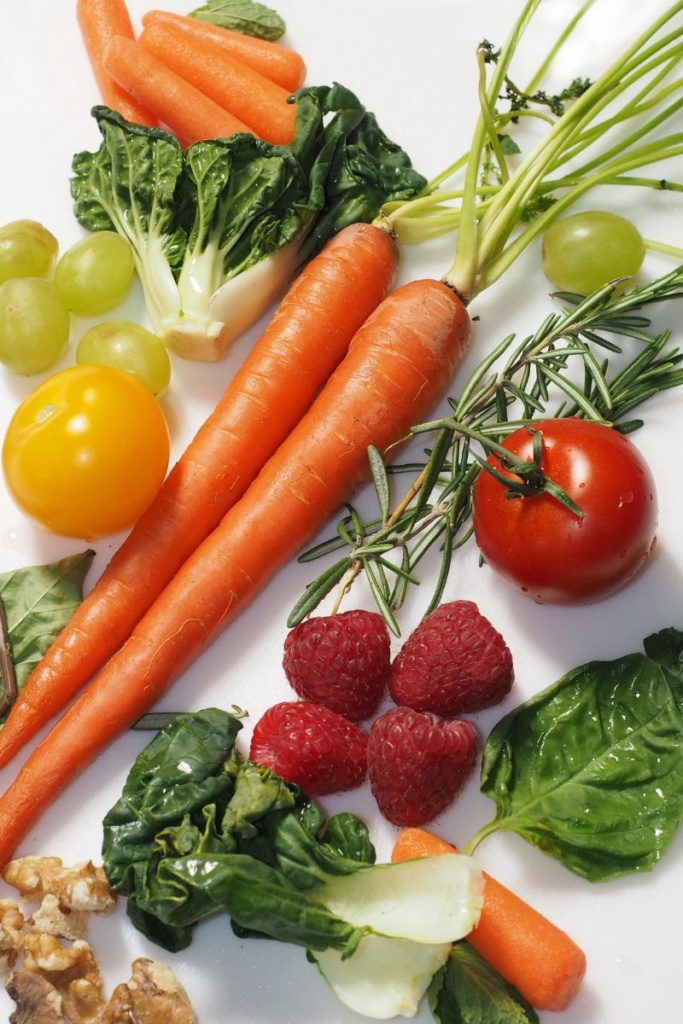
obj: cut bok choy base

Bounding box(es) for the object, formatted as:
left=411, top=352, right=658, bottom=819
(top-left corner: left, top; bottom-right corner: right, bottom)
left=70, top=85, right=427, bottom=361
left=101, top=709, right=483, bottom=1020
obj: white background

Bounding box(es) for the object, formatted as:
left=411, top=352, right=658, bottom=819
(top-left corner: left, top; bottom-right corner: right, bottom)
left=1, top=2, right=682, bottom=1022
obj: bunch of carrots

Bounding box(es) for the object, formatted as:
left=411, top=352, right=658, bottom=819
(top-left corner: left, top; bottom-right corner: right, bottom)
left=77, top=0, right=307, bottom=146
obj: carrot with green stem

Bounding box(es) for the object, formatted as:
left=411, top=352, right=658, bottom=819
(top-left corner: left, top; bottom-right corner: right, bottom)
left=140, top=9, right=306, bottom=92
left=138, top=16, right=297, bottom=145
left=0, top=276, right=471, bottom=868
left=0, top=222, right=399, bottom=772
left=392, top=828, right=587, bottom=1012
left=76, top=0, right=157, bottom=127
left=102, top=34, right=253, bottom=146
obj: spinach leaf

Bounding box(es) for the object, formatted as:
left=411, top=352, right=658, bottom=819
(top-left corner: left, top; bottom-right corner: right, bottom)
left=189, top=0, right=286, bottom=40
left=429, top=942, right=539, bottom=1024
left=0, top=551, right=95, bottom=717
left=465, top=629, right=683, bottom=881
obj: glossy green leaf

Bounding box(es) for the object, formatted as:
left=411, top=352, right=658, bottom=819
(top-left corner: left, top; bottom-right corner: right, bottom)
left=189, top=0, right=286, bottom=40
left=429, top=941, right=539, bottom=1024
left=0, top=550, right=95, bottom=715
left=468, top=629, right=683, bottom=880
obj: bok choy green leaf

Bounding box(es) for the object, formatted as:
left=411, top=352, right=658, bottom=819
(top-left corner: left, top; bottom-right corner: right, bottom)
left=71, top=84, right=426, bottom=361
left=102, top=707, right=483, bottom=1019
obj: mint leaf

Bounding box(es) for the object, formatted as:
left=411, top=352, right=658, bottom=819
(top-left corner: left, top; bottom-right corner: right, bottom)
left=429, top=942, right=539, bottom=1023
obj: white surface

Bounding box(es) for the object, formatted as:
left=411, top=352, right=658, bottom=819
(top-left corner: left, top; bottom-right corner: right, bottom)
left=1, top=2, right=682, bottom=1022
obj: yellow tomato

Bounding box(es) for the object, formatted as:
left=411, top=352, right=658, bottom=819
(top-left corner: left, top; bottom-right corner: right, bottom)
left=2, top=364, right=170, bottom=539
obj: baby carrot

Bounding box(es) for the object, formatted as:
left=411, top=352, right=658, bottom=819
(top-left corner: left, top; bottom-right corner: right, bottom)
left=392, top=828, right=587, bottom=1012
left=0, top=278, right=470, bottom=866
left=76, top=0, right=157, bottom=126
left=139, top=17, right=296, bottom=145
left=0, top=223, right=399, bottom=772
left=102, top=34, right=253, bottom=147
left=141, top=10, right=306, bottom=92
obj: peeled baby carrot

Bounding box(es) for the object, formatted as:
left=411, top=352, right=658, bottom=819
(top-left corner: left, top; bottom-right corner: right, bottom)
left=141, top=9, right=306, bottom=92
left=102, top=34, right=253, bottom=146
left=0, top=278, right=470, bottom=866
left=0, top=223, right=399, bottom=772
left=139, top=17, right=297, bottom=145
left=76, top=0, right=157, bottom=125
left=392, top=828, right=587, bottom=1012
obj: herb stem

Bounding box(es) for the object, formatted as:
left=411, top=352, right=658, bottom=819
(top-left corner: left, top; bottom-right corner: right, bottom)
left=0, top=598, right=17, bottom=718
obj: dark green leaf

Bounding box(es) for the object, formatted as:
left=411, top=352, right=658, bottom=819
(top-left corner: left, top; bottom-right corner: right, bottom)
left=0, top=551, right=95, bottom=717
left=429, top=942, right=539, bottom=1024
left=472, top=635, right=683, bottom=880
left=189, top=0, right=286, bottom=40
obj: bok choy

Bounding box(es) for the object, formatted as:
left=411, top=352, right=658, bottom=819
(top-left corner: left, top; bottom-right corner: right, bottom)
left=102, top=708, right=483, bottom=1019
left=71, top=85, right=426, bottom=361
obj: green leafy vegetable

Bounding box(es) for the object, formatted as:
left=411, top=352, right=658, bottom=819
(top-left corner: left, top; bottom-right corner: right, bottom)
left=71, top=86, right=426, bottom=361
left=102, top=708, right=483, bottom=1018
left=463, top=628, right=683, bottom=881
left=189, top=0, right=285, bottom=40
left=429, top=942, right=540, bottom=1024
left=0, top=551, right=94, bottom=719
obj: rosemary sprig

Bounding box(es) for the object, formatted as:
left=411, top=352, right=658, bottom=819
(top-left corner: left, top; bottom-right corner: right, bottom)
left=288, top=266, right=683, bottom=634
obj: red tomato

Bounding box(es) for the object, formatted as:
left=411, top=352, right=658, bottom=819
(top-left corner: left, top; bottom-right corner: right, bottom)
left=471, top=418, right=658, bottom=604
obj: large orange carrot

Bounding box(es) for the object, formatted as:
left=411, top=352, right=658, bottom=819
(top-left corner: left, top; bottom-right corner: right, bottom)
left=0, top=223, right=399, bottom=772
left=392, top=828, right=587, bottom=1012
left=139, top=19, right=297, bottom=145
left=141, top=10, right=306, bottom=92
left=0, top=279, right=470, bottom=867
left=102, top=34, right=253, bottom=147
left=76, top=0, right=157, bottom=126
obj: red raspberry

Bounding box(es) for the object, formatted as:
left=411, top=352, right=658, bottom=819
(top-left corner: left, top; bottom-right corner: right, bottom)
left=249, top=700, right=368, bottom=795
left=388, top=600, right=513, bottom=716
left=283, top=610, right=391, bottom=721
left=368, top=706, right=478, bottom=826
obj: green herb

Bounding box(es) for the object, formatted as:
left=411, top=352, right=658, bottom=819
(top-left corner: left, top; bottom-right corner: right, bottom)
left=429, top=942, right=539, bottom=1024
left=189, top=0, right=286, bottom=40
left=289, top=267, right=683, bottom=632
left=461, top=628, right=683, bottom=882
left=71, top=87, right=426, bottom=360
left=102, top=708, right=483, bottom=1017
left=0, top=551, right=94, bottom=719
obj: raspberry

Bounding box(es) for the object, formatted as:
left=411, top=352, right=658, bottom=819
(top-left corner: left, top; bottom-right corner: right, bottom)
left=388, top=600, right=514, bottom=716
left=249, top=700, right=368, bottom=795
left=368, top=706, right=478, bottom=826
left=283, top=609, right=391, bottom=721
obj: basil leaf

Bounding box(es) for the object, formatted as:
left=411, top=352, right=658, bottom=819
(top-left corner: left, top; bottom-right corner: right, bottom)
left=188, top=0, right=286, bottom=40
left=474, top=634, right=683, bottom=881
left=0, top=550, right=95, bottom=716
left=429, top=942, right=539, bottom=1024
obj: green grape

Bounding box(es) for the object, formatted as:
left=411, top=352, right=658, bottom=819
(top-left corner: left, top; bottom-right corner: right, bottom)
left=54, top=231, right=135, bottom=317
left=76, top=320, right=172, bottom=396
left=0, top=220, right=59, bottom=284
left=0, top=278, right=71, bottom=375
left=541, top=210, right=646, bottom=295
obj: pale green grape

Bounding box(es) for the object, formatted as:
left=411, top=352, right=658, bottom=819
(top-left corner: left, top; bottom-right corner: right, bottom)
left=54, top=231, right=135, bottom=317
left=0, top=278, right=71, bottom=375
left=541, top=211, right=646, bottom=295
left=0, top=220, right=59, bottom=284
left=76, top=320, right=172, bottom=396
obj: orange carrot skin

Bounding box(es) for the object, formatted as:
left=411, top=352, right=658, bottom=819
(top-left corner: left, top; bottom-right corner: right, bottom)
left=141, top=9, right=306, bottom=93
left=0, top=279, right=469, bottom=867
left=0, top=223, right=399, bottom=773
left=76, top=0, right=157, bottom=126
left=392, top=828, right=587, bottom=1012
left=102, top=34, right=253, bottom=146
left=139, top=19, right=297, bottom=145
